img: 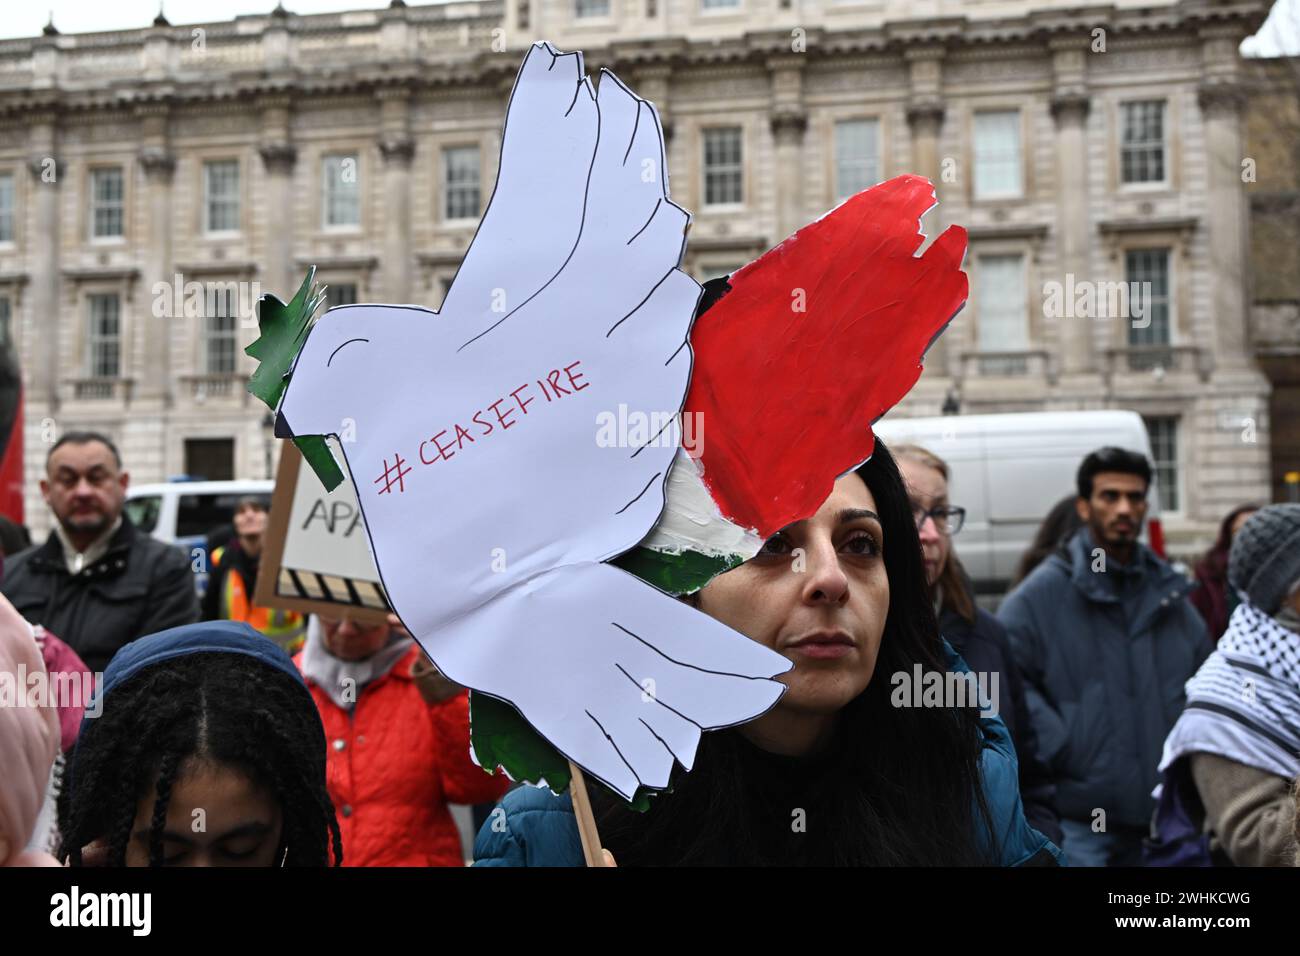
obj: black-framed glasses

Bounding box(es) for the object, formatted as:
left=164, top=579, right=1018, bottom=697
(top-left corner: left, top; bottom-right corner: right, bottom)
left=912, top=504, right=966, bottom=536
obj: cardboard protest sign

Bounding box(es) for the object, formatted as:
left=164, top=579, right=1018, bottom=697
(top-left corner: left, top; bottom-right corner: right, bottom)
left=254, top=441, right=390, bottom=626
left=252, top=43, right=789, bottom=802
left=246, top=41, right=969, bottom=810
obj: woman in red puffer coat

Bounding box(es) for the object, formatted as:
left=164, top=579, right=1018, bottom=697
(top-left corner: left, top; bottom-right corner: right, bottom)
left=295, top=613, right=509, bottom=867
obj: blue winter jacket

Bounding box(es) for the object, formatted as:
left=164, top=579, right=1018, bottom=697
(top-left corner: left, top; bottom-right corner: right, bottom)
left=474, top=642, right=1065, bottom=866
left=998, top=528, right=1212, bottom=828
left=940, top=603, right=1063, bottom=847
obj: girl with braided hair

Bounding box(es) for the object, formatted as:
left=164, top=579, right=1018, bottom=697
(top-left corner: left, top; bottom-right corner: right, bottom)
left=59, top=620, right=342, bottom=867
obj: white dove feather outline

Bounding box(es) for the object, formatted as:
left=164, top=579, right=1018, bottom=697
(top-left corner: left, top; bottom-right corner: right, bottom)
left=276, top=42, right=791, bottom=800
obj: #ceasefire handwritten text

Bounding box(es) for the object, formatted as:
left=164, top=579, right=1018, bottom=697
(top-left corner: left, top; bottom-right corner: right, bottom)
left=372, top=359, right=589, bottom=495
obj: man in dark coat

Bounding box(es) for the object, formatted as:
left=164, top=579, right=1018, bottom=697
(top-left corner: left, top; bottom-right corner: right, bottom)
left=2, top=431, right=199, bottom=673
left=999, top=447, right=1211, bottom=866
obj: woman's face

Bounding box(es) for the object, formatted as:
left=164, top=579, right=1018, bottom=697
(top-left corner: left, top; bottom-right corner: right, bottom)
left=1230, top=508, right=1257, bottom=540
left=233, top=502, right=268, bottom=540
left=696, top=472, right=889, bottom=717
left=319, top=615, right=390, bottom=661
left=897, top=458, right=951, bottom=588
left=122, top=757, right=283, bottom=867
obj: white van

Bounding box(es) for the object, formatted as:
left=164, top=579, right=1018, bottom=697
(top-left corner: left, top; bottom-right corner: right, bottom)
left=872, top=410, right=1162, bottom=595
left=125, top=479, right=274, bottom=595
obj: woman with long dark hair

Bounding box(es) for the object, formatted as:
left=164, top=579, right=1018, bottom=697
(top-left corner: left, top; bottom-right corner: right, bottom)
left=474, top=441, right=1062, bottom=866
left=1189, top=504, right=1260, bottom=641
left=59, top=621, right=342, bottom=867
left=1011, top=494, right=1083, bottom=588
left=892, top=443, right=1062, bottom=848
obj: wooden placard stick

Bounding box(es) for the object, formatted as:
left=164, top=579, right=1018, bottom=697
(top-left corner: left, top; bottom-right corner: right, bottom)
left=567, top=761, right=609, bottom=867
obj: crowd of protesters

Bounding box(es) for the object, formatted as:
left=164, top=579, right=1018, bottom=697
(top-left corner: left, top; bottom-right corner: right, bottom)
left=1, top=427, right=1296, bottom=868
left=1, top=430, right=496, bottom=868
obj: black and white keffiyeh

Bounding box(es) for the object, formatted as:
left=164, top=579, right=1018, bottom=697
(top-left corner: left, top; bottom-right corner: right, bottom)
left=1159, top=600, right=1300, bottom=781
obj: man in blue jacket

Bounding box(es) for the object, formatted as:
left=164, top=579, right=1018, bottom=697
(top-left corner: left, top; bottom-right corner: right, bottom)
left=999, top=447, right=1211, bottom=866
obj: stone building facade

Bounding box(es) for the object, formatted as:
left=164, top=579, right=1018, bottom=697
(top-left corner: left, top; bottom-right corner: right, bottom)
left=0, top=0, right=1280, bottom=553
left=1245, top=54, right=1300, bottom=506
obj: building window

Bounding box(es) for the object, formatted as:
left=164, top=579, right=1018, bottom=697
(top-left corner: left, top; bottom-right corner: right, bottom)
left=1125, top=248, right=1171, bottom=350
left=0, top=171, right=16, bottom=243
left=322, top=154, right=360, bottom=228
left=701, top=0, right=740, bottom=8
left=973, top=110, right=1022, bottom=200
left=87, top=294, right=121, bottom=378
left=574, top=0, right=609, bottom=17
left=976, top=254, right=1028, bottom=370
left=0, top=296, right=10, bottom=347
left=1144, top=415, right=1180, bottom=512
left=90, top=167, right=125, bottom=238
left=443, top=146, right=481, bottom=221
left=1121, top=101, right=1166, bottom=185
left=204, top=160, right=240, bottom=233
left=703, top=127, right=743, bottom=206
left=205, top=309, right=238, bottom=375
left=834, top=118, right=880, bottom=200
left=326, top=284, right=358, bottom=308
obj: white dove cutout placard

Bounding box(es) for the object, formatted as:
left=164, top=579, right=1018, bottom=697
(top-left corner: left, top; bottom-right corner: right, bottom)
left=275, top=43, right=791, bottom=800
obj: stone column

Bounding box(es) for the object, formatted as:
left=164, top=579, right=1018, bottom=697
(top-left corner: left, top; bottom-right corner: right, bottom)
left=379, top=139, right=414, bottom=302
left=905, top=47, right=945, bottom=184
left=1198, top=81, right=1251, bottom=367
left=770, top=113, right=807, bottom=242
left=1191, top=28, right=1271, bottom=530
left=378, top=86, right=414, bottom=303
left=635, top=65, right=673, bottom=144
left=257, top=95, right=297, bottom=305
left=25, top=38, right=62, bottom=531
left=906, top=103, right=944, bottom=183
left=768, top=56, right=806, bottom=242
left=1197, top=24, right=1255, bottom=370
left=1051, top=44, right=1094, bottom=377
left=257, top=143, right=297, bottom=302
left=25, top=117, right=61, bottom=409
left=137, top=103, right=175, bottom=404
left=905, top=47, right=948, bottom=376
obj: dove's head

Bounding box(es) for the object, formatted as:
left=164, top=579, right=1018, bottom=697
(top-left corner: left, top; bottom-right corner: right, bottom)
left=275, top=305, right=410, bottom=447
